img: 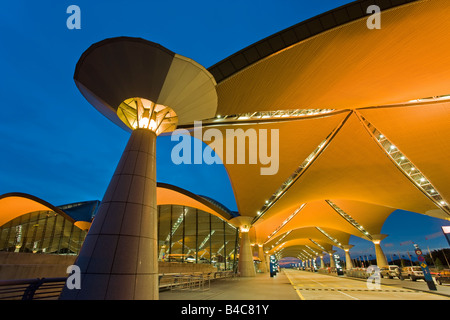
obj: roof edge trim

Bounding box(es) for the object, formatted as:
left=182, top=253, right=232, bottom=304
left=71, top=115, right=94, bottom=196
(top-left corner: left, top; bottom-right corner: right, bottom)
left=157, top=182, right=234, bottom=220
left=0, top=192, right=76, bottom=224
left=208, top=0, right=419, bottom=83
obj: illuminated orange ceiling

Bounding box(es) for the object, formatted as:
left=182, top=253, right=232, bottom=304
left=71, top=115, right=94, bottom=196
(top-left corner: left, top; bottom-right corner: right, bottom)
left=5, top=0, right=442, bottom=262
left=58, top=0, right=450, bottom=260
left=156, top=183, right=232, bottom=220
left=179, top=1, right=450, bottom=258
left=267, top=227, right=350, bottom=256
left=191, top=112, right=347, bottom=217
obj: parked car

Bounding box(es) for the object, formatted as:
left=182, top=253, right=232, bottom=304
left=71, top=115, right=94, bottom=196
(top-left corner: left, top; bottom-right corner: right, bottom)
left=380, top=265, right=401, bottom=279
left=401, top=266, right=425, bottom=281
left=435, top=270, right=450, bottom=285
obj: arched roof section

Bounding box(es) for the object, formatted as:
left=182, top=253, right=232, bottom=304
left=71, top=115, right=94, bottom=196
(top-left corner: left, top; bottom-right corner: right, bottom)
left=184, top=112, right=347, bottom=218
left=0, top=192, right=75, bottom=227
left=156, top=182, right=233, bottom=221
left=0, top=186, right=234, bottom=231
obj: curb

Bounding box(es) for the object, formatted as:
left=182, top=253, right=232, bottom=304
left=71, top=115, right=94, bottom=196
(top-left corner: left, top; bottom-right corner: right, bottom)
left=343, top=274, right=450, bottom=298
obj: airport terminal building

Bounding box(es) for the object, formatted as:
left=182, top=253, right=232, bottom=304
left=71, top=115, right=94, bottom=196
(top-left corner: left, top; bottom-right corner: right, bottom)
left=0, top=0, right=449, bottom=300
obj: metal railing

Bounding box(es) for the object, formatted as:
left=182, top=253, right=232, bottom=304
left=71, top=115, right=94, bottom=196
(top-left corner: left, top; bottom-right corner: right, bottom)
left=159, top=270, right=236, bottom=292
left=0, top=277, right=67, bottom=300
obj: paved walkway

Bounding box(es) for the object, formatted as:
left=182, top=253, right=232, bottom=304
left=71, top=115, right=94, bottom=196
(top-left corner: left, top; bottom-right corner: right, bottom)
left=160, top=269, right=450, bottom=300
left=159, top=271, right=299, bottom=300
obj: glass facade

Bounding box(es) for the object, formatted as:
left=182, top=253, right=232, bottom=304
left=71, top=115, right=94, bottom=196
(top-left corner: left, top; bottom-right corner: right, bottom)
left=0, top=210, right=87, bottom=254
left=0, top=199, right=240, bottom=271
left=158, top=205, right=239, bottom=271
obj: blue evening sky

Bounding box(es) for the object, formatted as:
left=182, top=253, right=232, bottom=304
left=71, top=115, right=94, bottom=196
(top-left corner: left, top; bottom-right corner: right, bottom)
left=0, top=1, right=448, bottom=260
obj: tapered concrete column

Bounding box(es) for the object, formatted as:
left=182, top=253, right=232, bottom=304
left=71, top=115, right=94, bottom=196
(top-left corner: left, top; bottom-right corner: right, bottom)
left=319, top=254, right=325, bottom=269
left=239, top=232, right=256, bottom=276
left=343, top=245, right=354, bottom=270
left=372, top=234, right=389, bottom=268
left=328, top=250, right=336, bottom=268
left=60, top=129, right=158, bottom=300
left=230, top=217, right=256, bottom=277
left=258, top=245, right=268, bottom=273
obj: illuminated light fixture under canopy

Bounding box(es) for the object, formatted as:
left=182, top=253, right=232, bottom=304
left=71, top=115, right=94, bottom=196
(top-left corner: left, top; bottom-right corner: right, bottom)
left=209, top=108, right=335, bottom=123
left=117, top=97, right=178, bottom=135
left=252, top=112, right=352, bottom=224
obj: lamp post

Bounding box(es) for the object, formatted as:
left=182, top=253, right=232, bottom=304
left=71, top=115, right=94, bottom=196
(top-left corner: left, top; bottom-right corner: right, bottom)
left=60, top=37, right=217, bottom=300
